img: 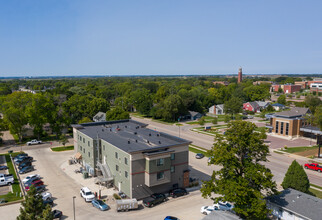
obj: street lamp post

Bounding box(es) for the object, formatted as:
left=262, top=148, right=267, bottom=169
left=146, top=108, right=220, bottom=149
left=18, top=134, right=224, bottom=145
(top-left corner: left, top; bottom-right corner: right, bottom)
left=73, top=196, right=76, bottom=220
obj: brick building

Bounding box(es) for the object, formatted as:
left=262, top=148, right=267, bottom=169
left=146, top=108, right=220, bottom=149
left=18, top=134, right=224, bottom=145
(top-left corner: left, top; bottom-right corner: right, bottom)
left=266, top=107, right=311, bottom=138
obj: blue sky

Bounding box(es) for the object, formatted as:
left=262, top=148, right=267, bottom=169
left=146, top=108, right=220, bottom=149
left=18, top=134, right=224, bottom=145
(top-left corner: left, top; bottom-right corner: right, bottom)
left=0, top=0, right=322, bottom=76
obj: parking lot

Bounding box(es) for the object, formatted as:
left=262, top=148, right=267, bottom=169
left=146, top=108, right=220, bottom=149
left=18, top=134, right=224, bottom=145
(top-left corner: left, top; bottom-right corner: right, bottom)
left=0, top=147, right=214, bottom=220
left=0, top=155, right=11, bottom=196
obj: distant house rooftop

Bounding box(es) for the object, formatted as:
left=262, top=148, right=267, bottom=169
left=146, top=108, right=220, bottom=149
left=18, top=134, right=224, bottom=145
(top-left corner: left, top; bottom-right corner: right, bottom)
left=72, top=119, right=191, bottom=153
left=274, top=107, right=310, bottom=118
left=266, top=188, right=322, bottom=220
left=271, top=103, right=285, bottom=107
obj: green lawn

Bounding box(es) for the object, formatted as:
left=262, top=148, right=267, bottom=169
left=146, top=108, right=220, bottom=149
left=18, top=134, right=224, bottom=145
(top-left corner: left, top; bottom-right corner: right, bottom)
left=51, top=145, right=74, bottom=152
left=0, top=152, right=23, bottom=202
left=311, top=184, right=322, bottom=190
left=281, top=146, right=319, bottom=154
left=189, top=145, right=210, bottom=157
left=309, top=188, right=322, bottom=199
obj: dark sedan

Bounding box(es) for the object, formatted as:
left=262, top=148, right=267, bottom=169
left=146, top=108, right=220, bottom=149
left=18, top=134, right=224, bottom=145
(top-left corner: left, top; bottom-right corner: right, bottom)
left=19, top=166, right=34, bottom=174
left=169, top=188, right=188, bottom=198
left=195, top=153, right=204, bottom=159
left=0, top=166, right=8, bottom=170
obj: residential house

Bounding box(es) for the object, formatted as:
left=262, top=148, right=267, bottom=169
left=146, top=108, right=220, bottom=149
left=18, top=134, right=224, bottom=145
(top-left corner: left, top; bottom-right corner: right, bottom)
left=243, top=101, right=269, bottom=113
left=202, top=210, right=241, bottom=220
left=188, top=111, right=203, bottom=120
left=266, top=188, right=322, bottom=220
left=93, top=112, right=106, bottom=122
left=72, top=119, right=191, bottom=200
left=271, top=103, right=286, bottom=111
left=266, top=107, right=311, bottom=138
left=208, top=104, right=224, bottom=115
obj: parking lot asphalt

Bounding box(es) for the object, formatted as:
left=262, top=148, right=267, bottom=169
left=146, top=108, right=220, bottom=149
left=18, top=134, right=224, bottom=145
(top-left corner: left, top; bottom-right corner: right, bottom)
left=0, top=155, right=11, bottom=196
left=0, top=147, right=215, bottom=220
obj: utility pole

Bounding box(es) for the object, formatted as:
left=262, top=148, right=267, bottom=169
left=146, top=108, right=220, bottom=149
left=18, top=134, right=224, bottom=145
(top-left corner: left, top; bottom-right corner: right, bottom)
left=73, top=196, right=76, bottom=220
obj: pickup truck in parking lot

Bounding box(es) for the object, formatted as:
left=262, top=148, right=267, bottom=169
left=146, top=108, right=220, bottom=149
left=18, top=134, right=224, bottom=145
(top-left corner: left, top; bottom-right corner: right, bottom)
left=0, top=174, right=14, bottom=186
left=143, top=193, right=166, bottom=207
left=27, top=139, right=42, bottom=146
left=304, top=163, right=322, bottom=172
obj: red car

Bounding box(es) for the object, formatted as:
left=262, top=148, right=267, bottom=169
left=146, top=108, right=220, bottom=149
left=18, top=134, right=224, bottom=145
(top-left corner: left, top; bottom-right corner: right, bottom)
left=25, top=180, right=44, bottom=191
left=304, top=163, right=322, bottom=173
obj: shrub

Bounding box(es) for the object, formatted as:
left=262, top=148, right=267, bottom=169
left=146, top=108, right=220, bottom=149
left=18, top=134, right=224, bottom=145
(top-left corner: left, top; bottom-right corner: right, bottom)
left=113, top=193, right=121, bottom=200
left=212, top=117, right=218, bottom=125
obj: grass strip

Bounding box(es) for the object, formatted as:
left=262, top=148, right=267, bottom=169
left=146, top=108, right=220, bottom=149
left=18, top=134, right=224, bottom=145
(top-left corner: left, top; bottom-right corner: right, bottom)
left=0, top=152, right=23, bottom=202
left=309, top=188, right=322, bottom=199
left=51, top=145, right=74, bottom=152
left=281, top=146, right=319, bottom=154
left=189, top=145, right=210, bottom=157
left=311, top=184, right=322, bottom=190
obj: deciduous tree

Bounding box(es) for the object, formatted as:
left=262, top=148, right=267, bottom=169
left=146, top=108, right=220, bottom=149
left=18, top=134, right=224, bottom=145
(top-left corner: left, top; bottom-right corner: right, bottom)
left=201, top=121, right=277, bottom=219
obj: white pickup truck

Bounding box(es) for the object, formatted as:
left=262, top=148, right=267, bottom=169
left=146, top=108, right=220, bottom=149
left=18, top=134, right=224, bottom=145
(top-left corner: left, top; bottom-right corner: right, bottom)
left=0, top=173, right=14, bottom=186
left=27, top=139, right=42, bottom=146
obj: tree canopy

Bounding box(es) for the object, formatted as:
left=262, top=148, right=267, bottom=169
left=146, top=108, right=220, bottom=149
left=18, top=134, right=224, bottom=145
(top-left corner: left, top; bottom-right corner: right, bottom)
left=282, top=160, right=310, bottom=194
left=201, top=121, right=277, bottom=219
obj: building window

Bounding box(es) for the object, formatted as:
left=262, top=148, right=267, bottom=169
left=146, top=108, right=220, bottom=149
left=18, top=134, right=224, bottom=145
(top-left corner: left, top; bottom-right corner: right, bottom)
left=157, top=171, right=164, bottom=180
left=170, top=166, right=175, bottom=173
left=103, top=145, right=105, bottom=151
left=88, top=152, right=90, bottom=158
left=83, top=138, right=85, bottom=143
left=125, top=171, right=128, bottom=178
left=124, top=158, right=128, bottom=165
left=275, top=121, right=279, bottom=133
left=83, top=148, right=85, bottom=153
left=156, top=158, right=164, bottom=166
left=80, top=136, right=82, bottom=141
left=170, top=153, right=175, bottom=160
left=286, top=123, right=289, bottom=135
left=80, top=146, right=82, bottom=151
left=115, top=152, right=118, bottom=159
left=116, top=165, right=119, bottom=171
left=88, top=141, right=90, bottom=147
left=280, top=122, right=284, bottom=134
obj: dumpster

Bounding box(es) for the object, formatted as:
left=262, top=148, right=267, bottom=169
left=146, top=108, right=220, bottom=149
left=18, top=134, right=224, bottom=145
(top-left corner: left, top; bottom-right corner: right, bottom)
left=83, top=171, right=88, bottom=179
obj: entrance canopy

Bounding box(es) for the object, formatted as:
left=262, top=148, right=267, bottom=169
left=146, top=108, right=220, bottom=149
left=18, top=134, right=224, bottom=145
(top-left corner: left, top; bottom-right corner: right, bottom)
left=75, top=152, right=82, bottom=160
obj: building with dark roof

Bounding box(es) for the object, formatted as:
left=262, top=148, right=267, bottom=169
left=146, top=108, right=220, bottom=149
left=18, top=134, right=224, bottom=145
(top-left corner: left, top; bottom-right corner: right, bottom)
left=266, top=188, right=322, bottom=220
left=266, top=107, right=311, bottom=138
left=72, top=119, right=191, bottom=199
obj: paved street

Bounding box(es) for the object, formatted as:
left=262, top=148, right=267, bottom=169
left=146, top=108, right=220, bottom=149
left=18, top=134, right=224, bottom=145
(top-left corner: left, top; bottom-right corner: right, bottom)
left=131, top=116, right=322, bottom=187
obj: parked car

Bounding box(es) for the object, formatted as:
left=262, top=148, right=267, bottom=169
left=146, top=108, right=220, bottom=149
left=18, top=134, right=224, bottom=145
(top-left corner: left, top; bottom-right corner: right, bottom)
left=52, top=209, right=63, bottom=219
left=80, top=187, right=95, bottom=202
left=15, top=156, right=33, bottom=165
left=24, top=177, right=41, bottom=186
left=40, top=192, right=52, bottom=201
left=214, top=201, right=234, bottom=211
left=19, top=166, right=34, bottom=174
left=18, top=162, right=32, bottom=170
left=92, top=199, right=109, bottom=211
left=164, top=216, right=180, bottom=220
left=195, top=153, right=204, bottom=159
left=143, top=193, right=167, bottom=207
left=43, top=198, right=54, bottom=207
left=169, top=188, right=188, bottom=198
left=26, top=185, right=46, bottom=193
left=27, top=139, right=42, bottom=146
left=0, top=173, right=14, bottom=186
left=0, top=166, right=8, bottom=170
left=14, top=154, right=28, bottom=162
left=200, top=205, right=219, bottom=215
left=304, top=163, right=322, bottom=173
left=22, top=174, right=41, bottom=184
left=25, top=180, right=44, bottom=190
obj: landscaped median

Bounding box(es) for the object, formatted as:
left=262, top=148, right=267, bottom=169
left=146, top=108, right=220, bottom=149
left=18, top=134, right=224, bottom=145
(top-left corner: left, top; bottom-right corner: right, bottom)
left=51, top=145, right=74, bottom=152
left=275, top=146, right=320, bottom=158
left=0, top=152, right=24, bottom=204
